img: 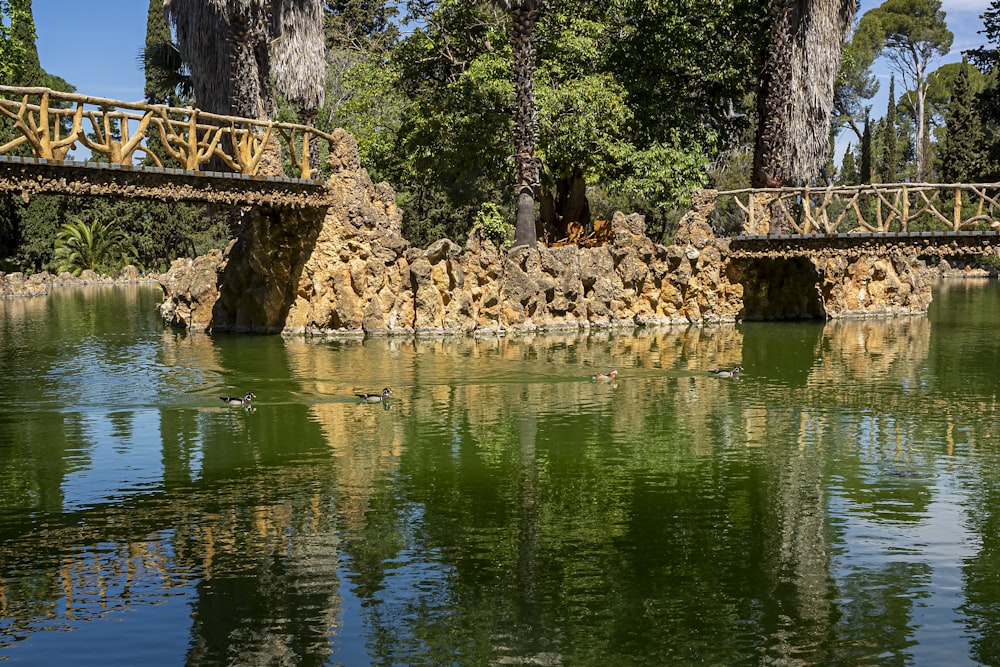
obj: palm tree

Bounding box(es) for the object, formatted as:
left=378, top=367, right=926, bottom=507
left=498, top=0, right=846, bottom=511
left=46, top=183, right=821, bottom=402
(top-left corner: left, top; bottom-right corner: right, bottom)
left=143, top=0, right=191, bottom=106
left=493, top=0, right=542, bottom=248
left=52, top=218, right=132, bottom=276
left=753, top=0, right=857, bottom=190
left=271, top=0, right=326, bottom=172
left=165, top=0, right=325, bottom=123
left=164, top=0, right=233, bottom=117
left=143, top=41, right=193, bottom=106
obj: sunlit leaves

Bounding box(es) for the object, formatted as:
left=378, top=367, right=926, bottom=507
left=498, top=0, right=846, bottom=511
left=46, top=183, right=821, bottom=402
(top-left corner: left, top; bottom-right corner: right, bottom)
left=536, top=73, right=632, bottom=181
left=614, top=135, right=711, bottom=213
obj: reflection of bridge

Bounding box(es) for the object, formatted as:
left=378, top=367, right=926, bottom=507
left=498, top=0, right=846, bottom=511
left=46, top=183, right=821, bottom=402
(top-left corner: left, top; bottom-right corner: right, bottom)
left=0, top=86, right=335, bottom=209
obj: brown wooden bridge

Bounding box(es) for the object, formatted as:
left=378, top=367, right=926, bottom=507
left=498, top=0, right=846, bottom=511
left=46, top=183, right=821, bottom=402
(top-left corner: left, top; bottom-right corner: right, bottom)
left=716, top=183, right=1000, bottom=259
left=0, top=85, right=337, bottom=209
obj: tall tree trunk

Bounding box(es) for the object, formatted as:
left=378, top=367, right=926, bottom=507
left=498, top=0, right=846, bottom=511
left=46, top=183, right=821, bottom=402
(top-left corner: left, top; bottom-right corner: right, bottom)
left=509, top=3, right=540, bottom=248
left=753, top=0, right=797, bottom=190
left=166, top=0, right=233, bottom=116
left=537, top=166, right=589, bottom=243
left=228, top=1, right=272, bottom=120
left=915, top=75, right=930, bottom=181
left=753, top=0, right=857, bottom=190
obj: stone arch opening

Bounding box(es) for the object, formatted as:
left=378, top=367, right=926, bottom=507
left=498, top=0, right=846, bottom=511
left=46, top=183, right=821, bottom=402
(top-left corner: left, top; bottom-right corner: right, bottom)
left=727, top=257, right=826, bottom=320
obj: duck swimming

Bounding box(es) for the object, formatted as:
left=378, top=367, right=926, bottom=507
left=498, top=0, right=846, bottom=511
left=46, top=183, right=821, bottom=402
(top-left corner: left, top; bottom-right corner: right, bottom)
left=708, top=366, right=742, bottom=378
left=356, top=387, right=392, bottom=402
left=591, top=370, right=619, bottom=382
left=221, top=392, right=256, bottom=406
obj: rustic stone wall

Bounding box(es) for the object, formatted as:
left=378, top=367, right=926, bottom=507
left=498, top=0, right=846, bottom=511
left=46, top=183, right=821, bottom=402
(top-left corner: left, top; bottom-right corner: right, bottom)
left=155, top=135, right=938, bottom=335
left=157, top=160, right=747, bottom=333
left=812, top=250, right=932, bottom=317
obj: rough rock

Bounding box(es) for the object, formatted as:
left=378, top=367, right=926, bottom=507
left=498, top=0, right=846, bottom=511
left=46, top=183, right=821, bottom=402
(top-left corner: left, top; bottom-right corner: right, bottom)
left=154, top=134, right=941, bottom=335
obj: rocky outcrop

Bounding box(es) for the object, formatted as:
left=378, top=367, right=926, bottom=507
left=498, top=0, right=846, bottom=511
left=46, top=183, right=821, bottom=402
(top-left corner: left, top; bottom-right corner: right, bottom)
left=813, top=251, right=932, bottom=317
left=156, top=134, right=940, bottom=334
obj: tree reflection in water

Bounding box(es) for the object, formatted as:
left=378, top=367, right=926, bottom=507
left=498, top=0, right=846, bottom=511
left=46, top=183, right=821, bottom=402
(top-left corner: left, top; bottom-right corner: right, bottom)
left=0, top=282, right=999, bottom=665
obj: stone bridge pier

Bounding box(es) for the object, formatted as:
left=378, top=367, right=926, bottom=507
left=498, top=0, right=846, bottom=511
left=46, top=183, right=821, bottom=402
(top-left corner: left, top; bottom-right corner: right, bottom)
left=724, top=251, right=931, bottom=319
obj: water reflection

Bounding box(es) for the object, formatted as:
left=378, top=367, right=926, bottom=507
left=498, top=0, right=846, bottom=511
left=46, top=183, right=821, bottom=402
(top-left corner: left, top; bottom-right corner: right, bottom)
left=0, top=283, right=999, bottom=664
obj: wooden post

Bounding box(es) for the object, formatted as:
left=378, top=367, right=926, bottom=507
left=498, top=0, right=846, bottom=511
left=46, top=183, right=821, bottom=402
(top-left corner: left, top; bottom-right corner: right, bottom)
left=954, top=188, right=961, bottom=230
left=802, top=188, right=812, bottom=233
left=901, top=185, right=909, bottom=231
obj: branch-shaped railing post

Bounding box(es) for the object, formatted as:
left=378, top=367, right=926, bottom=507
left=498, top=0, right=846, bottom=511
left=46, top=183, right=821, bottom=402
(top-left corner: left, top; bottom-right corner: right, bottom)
left=0, top=86, right=336, bottom=180
left=716, top=182, right=1000, bottom=237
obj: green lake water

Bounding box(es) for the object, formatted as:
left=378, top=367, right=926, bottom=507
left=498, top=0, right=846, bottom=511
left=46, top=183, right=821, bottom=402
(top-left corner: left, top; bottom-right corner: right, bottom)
left=2, top=281, right=1000, bottom=665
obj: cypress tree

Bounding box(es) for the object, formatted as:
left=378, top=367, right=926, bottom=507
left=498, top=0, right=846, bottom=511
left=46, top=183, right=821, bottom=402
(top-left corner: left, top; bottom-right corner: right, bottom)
left=881, top=75, right=898, bottom=183
left=10, top=0, right=43, bottom=86
left=860, top=120, right=873, bottom=184
left=942, top=57, right=984, bottom=183
left=840, top=143, right=858, bottom=185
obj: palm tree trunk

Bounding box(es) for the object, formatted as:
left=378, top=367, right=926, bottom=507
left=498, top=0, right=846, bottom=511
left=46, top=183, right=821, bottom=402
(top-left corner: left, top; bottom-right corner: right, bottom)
left=754, top=0, right=857, bottom=190
left=271, top=0, right=326, bottom=173
left=166, top=0, right=232, bottom=115
left=507, top=2, right=540, bottom=248
left=228, top=1, right=272, bottom=120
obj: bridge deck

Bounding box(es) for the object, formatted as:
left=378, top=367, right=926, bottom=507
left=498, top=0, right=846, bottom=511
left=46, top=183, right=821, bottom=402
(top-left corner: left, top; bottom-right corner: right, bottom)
left=729, top=229, right=1000, bottom=258
left=0, top=155, right=335, bottom=209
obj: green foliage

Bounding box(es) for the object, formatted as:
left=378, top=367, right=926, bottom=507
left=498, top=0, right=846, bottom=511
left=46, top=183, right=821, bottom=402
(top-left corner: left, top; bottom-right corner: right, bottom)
left=860, top=0, right=953, bottom=180
left=601, top=0, right=767, bottom=149
left=834, top=16, right=882, bottom=142
left=968, top=1, right=1000, bottom=73
left=51, top=218, right=133, bottom=276
left=15, top=194, right=63, bottom=271
left=368, top=0, right=763, bottom=246
left=142, top=0, right=192, bottom=106
left=472, top=201, right=514, bottom=247
left=324, top=0, right=400, bottom=52
left=330, top=57, right=407, bottom=173
left=840, top=143, right=859, bottom=185
left=536, top=73, right=633, bottom=181
left=941, top=59, right=985, bottom=183
left=0, top=0, right=28, bottom=83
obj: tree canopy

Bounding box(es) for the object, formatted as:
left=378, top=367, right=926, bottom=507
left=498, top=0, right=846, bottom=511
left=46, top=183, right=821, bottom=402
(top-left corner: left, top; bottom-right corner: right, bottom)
left=1, top=0, right=998, bottom=274
left=858, top=0, right=952, bottom=181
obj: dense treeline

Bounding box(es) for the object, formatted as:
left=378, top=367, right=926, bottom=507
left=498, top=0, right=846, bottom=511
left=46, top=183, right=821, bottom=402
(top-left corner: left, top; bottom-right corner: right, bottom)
left=1, top=0, right=999, bottom=275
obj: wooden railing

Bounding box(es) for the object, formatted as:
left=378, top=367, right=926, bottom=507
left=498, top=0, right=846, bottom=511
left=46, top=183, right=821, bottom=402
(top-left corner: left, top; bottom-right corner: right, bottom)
left=715, top=183, right=1000, bottom=236
left=0, top=86, right=335, bottom=180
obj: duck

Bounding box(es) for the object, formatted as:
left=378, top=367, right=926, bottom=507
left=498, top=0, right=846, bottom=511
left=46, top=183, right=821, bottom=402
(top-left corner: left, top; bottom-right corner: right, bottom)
left=591, top=370, right=619, bottom=382
left=221, top=391, right=256, bottom=406
left=356, top=387, right=392, bottom=402
left=708, top=365, right=742, bottom=378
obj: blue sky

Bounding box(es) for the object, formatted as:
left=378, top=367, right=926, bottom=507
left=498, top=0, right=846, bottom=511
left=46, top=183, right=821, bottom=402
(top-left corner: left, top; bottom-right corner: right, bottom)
left=859, top=0, right=991, bottom=113
left=34, top=0, right=147, bottom=101
left=29, top=1, right=994, bottom=113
